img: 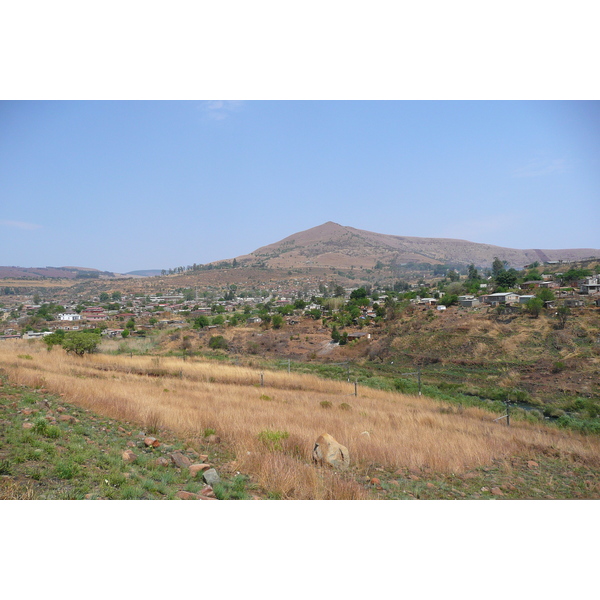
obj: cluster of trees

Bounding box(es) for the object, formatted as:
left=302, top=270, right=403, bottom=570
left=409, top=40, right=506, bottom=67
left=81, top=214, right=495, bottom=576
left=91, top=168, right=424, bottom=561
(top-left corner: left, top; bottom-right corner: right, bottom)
left=160, top=259, right=238, bottom=276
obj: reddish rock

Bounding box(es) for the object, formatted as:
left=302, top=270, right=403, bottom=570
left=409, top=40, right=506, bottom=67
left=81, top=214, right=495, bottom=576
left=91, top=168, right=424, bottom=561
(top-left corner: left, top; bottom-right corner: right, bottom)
left=491, top=487, right=504, bottom=496
left=154, top=457, right=170, bottom=467
left=527, top=461, right=539, bottom=468
left=205, top=434, right=221, bottom=444
left=170, top=452, right=192, bottom=468
left=198, top=485, right=216, bottom=498
left=409, top=475, right=421, bottom=481
left=22, top=422, right=33, bottom=429
left=370, top=477, right=381, bottom=486
left=176, top=491, right=198, bottom=500
left=189, top=464, right=211, bottom=476
left=426, top=482, right=435, bottom=489
left=126, top=441, right=136, bottom=448
left=56, top=407, right=66, bottom=413
left=58, top=415, right=76, bottom=423
left=122, top=450, right=137, bottom=463
left=22, top=409, right=34, bottom=415
left=390, top=480, right=400, bottom=487
left=186, top=448, right=199, bottom=457
left=199, top=454, right=209, bottom=462
left=118, top=426, right=126, bottom=433
left=144, top=437, right=160, bottom=448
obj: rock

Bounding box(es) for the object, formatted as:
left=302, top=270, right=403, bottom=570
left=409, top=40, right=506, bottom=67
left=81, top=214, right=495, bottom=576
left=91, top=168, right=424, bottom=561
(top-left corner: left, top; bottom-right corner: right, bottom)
left=199, top=454, right=209, bottom=462
left=527, top=461, right=539, bottom=468
left=312, top=433, right=350, bottom=469
left=189, top=464, right=211, bottom=476
left=176, top=491, right=198, bottom=500
left=58, top=415, right=76, bottom=423
left=22, top=422, right=33, bottom=429
left=205, top=434, right=221, bottom=444
left=203, top=468, right=221, bottom=486
left=186, top=448, right=199, bottom=457
left=370, top=477, right=381, bottom=486
left=170, top=452, right=192, bottom=468
left=426, top=482, right=435, bottom=489
left=144, top=437, right=160, bottom=448
left=56, top=407, right=66, bottom=413
left=126, top=441, right=137, bottom=448
left=480, top=487, right=489, bottom=493
left=22, top=409, right=34, bottom=415
left=154, top=457, right=170, bottom=467
left=122, top=450, right=137, bottom=463
left=117, top=426, right=126, bottom=432
left=409, top=475, right=421, bottom=481
left=491, top=487, right=504, bottom=496
left=199, top=485, right=216, bottom=498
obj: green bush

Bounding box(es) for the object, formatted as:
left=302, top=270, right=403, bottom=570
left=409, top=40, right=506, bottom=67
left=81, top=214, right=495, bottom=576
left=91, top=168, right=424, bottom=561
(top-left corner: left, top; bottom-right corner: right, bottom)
left=257, top=429, right=289, bottom=452
left=208, top=335, right=228, bottom=350
left=320, top=401, right=332, bottom=409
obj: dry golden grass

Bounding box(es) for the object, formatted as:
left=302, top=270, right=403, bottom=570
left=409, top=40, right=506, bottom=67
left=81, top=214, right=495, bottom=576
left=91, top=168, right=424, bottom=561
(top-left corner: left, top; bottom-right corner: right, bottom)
left=2, top=340, right=599, bottom=498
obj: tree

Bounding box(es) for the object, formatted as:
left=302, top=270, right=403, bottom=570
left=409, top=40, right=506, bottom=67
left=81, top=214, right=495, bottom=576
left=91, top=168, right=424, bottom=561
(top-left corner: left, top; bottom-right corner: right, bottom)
left=61, top=331, right=101, bottom=356
left=467, top=264, right=480, bottom=281
left=556, top=306, right=571, bottom=329
left=535, top=288, right=555, bottom=303
left=43, top=330, right=66, bottom=350
left=99, top=292, right=109, bottom=301
left=272, top=314, right=284, bottom=329
left=111, top=291, right=122, bottom=301
left=525, top=297, right=544, bottom=318
left=492, top=257, right=506, bottom=279
left=350, top=287, right=368, bottom=300
left=182, top=288, right=195, bottom=301
left=495, top=269, right=518, bottom=288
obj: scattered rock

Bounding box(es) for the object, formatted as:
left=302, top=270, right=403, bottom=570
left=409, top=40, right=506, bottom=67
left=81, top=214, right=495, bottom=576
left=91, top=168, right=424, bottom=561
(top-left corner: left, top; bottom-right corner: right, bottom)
left=203, top=468, right=221, bottom=486
left=527, top=461, right=539, bottom=468
left=56, top=407, right=66, bottom=413
left=170, top=452, right=192, bottom=469
left=426, top=482, right=435, bottom=489
left=122, top=450, right=137, bottom=463
left=189, top=464, right=211, bottom=477
left=144, top=437, right=160, bottom=448
left=154, top=457, right=170, bottom=467
left=117, top=426, right=126, bottom=433
left=58, top=415, right=76, bottom=423
left=491, top=487, right=503, bottom=496
left=312, top=433, right=350, bottom=469
left=126, top=441, right=136, bottom=448
left=370, top=477, right=381, bottom=486
left=390, top=480, right=400, bottom=487
left=409, top=475, right=421, bottom=481
left=463, top=472, right=478, bottom=479
left=22, top=409, right=34, bottom=415
left=176, top=491, right=198, bottom=500
left=480, top=487, right=489, bottom=493
left=22, top=422, right=33, bottom=429
left=205, top=434, right=221, bottom=444
left=186, top=448, right=199, bottom=457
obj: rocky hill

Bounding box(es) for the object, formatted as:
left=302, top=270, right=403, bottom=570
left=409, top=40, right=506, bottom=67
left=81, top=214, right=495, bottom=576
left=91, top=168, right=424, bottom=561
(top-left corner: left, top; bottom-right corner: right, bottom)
left=234, top=222, right=600, bottom=270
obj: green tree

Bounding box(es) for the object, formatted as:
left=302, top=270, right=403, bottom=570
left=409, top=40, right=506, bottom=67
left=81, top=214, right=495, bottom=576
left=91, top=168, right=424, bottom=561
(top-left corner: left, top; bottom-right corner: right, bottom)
left=125, top=318, right=135, bottom=330
left=182, top=288, right=195, bottom=301
left=467, top=264, right=480, bottom=281
left=492, top=257, right=506, bottom=279
left=43, top=330, right=66, bottom=350
left=121, top=329, right=130, bottom=338
left=495, top=269, right=518, bottom=288
left=350, top=287, right=368, bottom=301
left=272, top=314, right=284, bottom=329
left=535, top=288, right=555, bottom=303
left=61, top=331, right=101, bottom=356
left=525, top=297, right=544, bottom=318
left=111, top=291, right=122, bottom=301
left=99, top=292, right=109, bottom=301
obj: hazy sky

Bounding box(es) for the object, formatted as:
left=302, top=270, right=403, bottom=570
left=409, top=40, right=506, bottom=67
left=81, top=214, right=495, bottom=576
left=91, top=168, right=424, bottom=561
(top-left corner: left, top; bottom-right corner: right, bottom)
left=1, top=100, right=599, bottom=273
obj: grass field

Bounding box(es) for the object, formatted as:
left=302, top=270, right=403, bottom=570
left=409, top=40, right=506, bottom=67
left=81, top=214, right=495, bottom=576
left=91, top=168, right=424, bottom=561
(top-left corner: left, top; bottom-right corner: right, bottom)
left=1, top=339, right=599, bottom=499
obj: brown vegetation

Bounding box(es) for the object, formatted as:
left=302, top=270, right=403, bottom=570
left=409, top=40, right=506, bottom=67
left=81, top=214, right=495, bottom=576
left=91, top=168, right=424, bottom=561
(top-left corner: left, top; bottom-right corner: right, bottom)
left=2, top=340, right=599, bottom=499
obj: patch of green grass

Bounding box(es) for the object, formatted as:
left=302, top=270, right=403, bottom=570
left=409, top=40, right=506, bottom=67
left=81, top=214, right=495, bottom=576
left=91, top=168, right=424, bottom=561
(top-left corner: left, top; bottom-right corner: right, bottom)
left=257, top=429, right=289, bottom=452
left=213, top=475, right=251, bottom=500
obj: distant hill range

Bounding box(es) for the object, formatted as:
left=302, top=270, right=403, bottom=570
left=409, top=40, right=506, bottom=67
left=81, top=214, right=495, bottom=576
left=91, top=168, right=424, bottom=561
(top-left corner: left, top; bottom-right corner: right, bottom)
left=124, top=270, right=163, bottom=277
left=0, top=266, right=121, bottom=280
left=234, top=222, right=600, bottom=270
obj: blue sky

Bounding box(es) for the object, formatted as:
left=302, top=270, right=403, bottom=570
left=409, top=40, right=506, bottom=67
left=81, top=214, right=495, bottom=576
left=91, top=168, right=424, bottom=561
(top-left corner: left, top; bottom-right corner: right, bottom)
left=1, top=100, right=598, bottom=273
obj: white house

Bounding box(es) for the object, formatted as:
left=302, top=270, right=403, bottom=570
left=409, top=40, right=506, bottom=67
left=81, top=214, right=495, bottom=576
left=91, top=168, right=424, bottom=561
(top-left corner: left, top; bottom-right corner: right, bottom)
left=57, top=313, right=82, bottom=321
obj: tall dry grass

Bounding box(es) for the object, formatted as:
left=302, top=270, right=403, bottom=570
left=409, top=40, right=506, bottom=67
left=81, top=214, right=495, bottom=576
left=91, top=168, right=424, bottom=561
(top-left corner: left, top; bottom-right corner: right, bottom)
left=2, top=340, right=599, bottom=498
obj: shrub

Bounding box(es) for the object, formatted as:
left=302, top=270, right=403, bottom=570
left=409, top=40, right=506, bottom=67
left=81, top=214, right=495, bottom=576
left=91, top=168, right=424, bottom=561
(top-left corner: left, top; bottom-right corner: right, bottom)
left=208, top=335, right=228, bottom=350
left=552, top=361, right=567, bottom=373
left=339, top=403, right=352, bottom=411
left=257, top=429, right=289, bottom=452
left=320, top=400, right=332, bottom=409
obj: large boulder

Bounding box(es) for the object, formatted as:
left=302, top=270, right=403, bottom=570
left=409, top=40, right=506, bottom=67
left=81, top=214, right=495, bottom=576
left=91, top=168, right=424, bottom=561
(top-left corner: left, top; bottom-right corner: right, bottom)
left=312, top=433, right=350, bottom=469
